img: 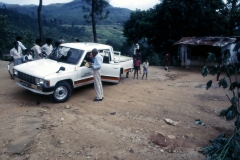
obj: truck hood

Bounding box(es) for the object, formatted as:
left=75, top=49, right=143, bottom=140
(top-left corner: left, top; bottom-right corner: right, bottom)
left=14, top=59, right=76, bottom=78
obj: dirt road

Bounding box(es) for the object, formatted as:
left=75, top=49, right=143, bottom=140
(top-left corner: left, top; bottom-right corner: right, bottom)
left=0, top=60, right=234, bottom=160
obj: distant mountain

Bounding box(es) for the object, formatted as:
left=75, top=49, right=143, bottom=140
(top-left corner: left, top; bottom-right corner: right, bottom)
left=1, top=0, right=132, bottom=25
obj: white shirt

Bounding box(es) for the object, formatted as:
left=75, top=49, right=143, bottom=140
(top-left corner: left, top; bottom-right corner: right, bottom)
left=31, top=45, right=42, bottom=60
left=41, top=44, right=53, bottom=55
left=92, top=54, right=103, bottom=70
left=18, top=41, right=26, bottom=50
left=143, top=62, right=149, bottom=69
left=133, top=43, right=140, bottom=55
left=10, top=47, right=23, bottom=59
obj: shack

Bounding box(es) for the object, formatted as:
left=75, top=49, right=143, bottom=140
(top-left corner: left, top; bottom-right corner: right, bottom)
left=173, top=37, right=237, bottom=67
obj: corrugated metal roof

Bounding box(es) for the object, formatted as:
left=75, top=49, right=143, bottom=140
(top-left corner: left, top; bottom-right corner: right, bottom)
left=173, top=37, right=236, bottom=47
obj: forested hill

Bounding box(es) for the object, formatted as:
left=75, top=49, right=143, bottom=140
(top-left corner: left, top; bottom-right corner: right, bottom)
left=1, top=0, right=132, bottom=25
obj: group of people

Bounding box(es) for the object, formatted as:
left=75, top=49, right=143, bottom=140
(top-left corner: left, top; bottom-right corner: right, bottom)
left=132, top=43, right=149, bottom=80
left=133, top=49, right=149, bottom=80
left=132, top=43, right=171, bottom=80
left=10, top=36, right=58, bottom=66
left=9, top=39, right=168, bottom=102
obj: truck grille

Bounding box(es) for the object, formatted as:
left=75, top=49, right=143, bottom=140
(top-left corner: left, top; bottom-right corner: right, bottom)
left=18, top=72, right=36, bottom=85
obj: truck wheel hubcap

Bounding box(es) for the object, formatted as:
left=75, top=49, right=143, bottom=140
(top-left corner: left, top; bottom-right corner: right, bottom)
left=54, top=86, right=67, bottom=100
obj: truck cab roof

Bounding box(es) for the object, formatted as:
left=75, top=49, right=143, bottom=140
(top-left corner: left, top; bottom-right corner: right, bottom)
left=60, top=42, right=112, bottom=52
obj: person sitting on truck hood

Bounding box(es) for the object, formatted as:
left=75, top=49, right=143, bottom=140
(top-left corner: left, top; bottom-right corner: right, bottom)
left=41, top=38, right=53, bottom=56
left=22, top=49, right=33, bottom=62
left=91, top=48, right=104, bottom=102
left=31, top=39, right=43, bottom=60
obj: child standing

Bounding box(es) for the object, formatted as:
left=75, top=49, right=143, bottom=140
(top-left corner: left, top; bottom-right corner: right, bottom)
left=133, top=56, right=141, bottom=79
left=142, top=59, right=149, bottom=80
left=165, top=52, right=170, bottom=72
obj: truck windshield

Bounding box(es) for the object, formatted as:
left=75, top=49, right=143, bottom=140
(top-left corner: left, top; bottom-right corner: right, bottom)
left=48, top=47, right=84, bottom=65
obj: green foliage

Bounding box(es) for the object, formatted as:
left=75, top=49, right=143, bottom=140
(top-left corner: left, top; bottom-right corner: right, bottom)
left=123, top=0, right=235, bottom=52
left=229, top=81, right=238, bottom=91
left=7, top=0, right=131, bottom=26
left=206, top=80, right=212, bottom=90
left=201, top=132, right=240, bottom=160
left=201, top=44, right=240, bottom=160
left=82, top=0, right=110, bottom=42
left=210, top=65, right=218, bottom=76
left=235, top=116, right=240, bottom=130
left=82, top=0, right=110, bottom=21
left=0, top=8, right=126, bottom=57
left=147, top=52, right=161, bottom=66
left=202, top=66, right=209, bottom=77
left=222, top=49, right=231, bottom=63
left=206, top=52, right=216, bottom=63
left=218, top=78, right=228, bottom=89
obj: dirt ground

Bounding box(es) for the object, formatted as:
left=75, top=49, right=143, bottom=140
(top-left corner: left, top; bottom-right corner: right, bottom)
left=0, top=60, right=235, bottom=160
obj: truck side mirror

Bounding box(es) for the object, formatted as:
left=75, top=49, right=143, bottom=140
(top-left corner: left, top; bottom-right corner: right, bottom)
left=56, top=66, right=65, bottom=73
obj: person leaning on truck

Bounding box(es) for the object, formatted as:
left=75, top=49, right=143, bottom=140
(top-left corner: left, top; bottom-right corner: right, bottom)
left=90, top=48, right=104, bottom=101
left=10, top=41, right=23, bottom=66
left=31, top=38, right=43, bottom=60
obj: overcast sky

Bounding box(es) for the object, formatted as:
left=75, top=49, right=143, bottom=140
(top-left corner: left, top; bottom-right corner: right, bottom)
left=0, top=0, right=160, bottom=10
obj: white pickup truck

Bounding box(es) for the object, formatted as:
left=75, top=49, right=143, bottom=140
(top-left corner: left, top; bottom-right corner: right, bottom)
left=12, top=42, right=133, bottom=103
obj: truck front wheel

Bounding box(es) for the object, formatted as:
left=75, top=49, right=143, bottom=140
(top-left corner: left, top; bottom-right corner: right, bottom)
left=49, top=81, right=72, bottom=103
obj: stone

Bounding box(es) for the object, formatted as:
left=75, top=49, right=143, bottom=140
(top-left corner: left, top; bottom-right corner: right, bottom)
left=65, top=105, right=71, bottom=109
left=163, top=118, right=178, bottom=126
left=167, top=135, right=176, bottom=139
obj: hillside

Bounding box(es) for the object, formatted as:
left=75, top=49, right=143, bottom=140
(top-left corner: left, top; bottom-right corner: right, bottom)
left=0, top=0, right=132, bottom=54
left=2, top=0, right=132, bottom=25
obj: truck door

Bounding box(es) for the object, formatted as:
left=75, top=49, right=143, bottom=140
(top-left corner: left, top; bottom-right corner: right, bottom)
left=101, top=50, right=121, bottom=83
left=75, top=52, right=94, bottom=87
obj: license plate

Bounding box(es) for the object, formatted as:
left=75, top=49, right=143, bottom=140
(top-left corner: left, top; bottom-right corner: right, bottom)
left=20, top=80, right=31, bottom=88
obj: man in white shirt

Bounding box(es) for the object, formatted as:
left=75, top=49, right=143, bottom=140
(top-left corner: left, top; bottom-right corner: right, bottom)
left=90, top=48, right=104, bottom=101
left=31, top=39, right=43, bottom=60
left=41, top=38, right=53, bottom=56
left=133, top=43, right=139, bottom=56
left=16, top=36, right=26, bottom=51
left=10, top=41, right=23, bottom=66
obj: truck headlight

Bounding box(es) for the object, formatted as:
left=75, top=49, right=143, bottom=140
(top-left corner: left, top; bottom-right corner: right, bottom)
left=35, top=78, right=50, bottom=86
left=13, top=69, right=18, bottom=76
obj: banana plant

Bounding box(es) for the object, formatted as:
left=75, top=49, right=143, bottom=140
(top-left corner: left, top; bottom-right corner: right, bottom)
left=200, top=44, right=240, bottom=159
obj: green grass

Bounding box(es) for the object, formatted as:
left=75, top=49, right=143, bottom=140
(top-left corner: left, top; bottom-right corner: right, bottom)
left=63, top=24, right=125, bottom=45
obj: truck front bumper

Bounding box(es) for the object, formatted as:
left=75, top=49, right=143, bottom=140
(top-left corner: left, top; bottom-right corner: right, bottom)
left=15, top=78, right=54, bottom=95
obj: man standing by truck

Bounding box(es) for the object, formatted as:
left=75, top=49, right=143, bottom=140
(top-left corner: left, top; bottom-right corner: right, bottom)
left=91, top=48, right=104, bottom=101
left=10, top=41, right=23, bottom=66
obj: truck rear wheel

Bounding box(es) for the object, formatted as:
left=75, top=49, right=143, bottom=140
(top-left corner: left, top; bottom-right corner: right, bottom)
left=49, top=81, right=72, bottom=103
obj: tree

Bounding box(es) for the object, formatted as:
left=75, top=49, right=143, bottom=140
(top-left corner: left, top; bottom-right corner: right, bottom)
left=200, top=45, right=240, bottom=159
left=38, top=0, right=43, bottom=40
left=224, top=0, right=240, bottom=35
left=0, top=14, right=9, bottom=58
left=123, top=0, right=228, bottom=52
left=82, top=0, right=110, bottom=42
